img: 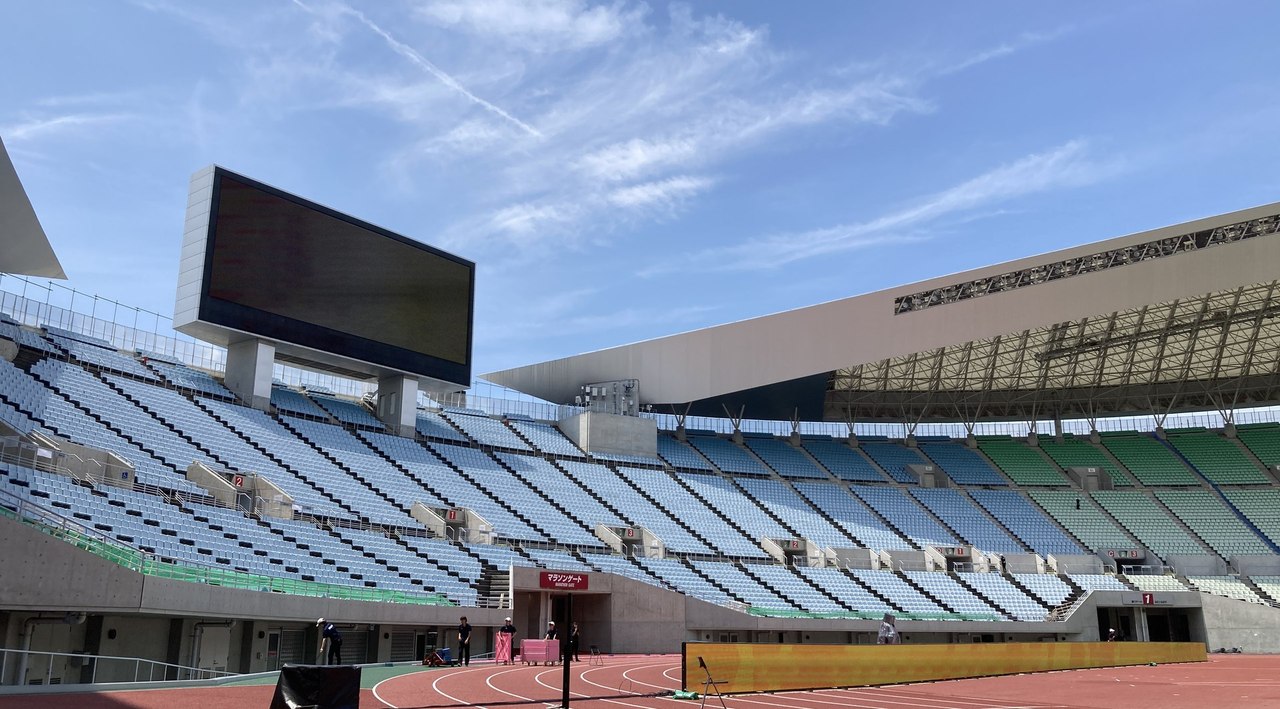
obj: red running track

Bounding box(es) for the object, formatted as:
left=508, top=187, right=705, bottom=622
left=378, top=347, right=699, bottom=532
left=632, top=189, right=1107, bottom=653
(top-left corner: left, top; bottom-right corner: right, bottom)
left=1, top=653, right=1276, bottom=709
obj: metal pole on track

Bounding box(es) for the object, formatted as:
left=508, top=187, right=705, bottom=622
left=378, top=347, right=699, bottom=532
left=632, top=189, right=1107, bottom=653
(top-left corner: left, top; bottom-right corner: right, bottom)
left=561, top=592, right=572, bottom=708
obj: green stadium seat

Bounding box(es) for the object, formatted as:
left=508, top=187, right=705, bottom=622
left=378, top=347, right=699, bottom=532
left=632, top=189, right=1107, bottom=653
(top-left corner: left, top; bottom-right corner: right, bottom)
left=1167, top=431, right=1270, bottom=485
left=1026, top=490, right=1133, bottom=553
left=1039, top=434, right=1133, bottom=486
left=1154, top=489, right=1272, bottom=558
left=1237, top=423, right=1280, bottom=471
left=1220, top=489, right=1280, bottom=548
left=977, top=437, right=1069, bottom=486
left=1100, top=432, right=1200, bottom=485
left=1090, top=491, right=1207, bottom=559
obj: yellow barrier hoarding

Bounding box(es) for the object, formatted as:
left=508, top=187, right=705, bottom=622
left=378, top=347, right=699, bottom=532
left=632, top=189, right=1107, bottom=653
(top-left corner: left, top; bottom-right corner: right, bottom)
left=682, top=642, right=1206, bottom=693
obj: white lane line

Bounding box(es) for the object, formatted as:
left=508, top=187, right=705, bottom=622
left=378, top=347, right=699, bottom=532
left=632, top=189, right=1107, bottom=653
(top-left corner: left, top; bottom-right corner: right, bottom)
left=839, top=687, right=1063, bottom=709
left=370, top=665, right=485, bottom=709
left=370, top=672, right=400, bottom=709
left=815, top=688, right=1063, bottom=709
left=433, top=666, right=505, bottom=709
left=484, top=664, right=549, bottom=705
left=715, top=691, right=892, bottom=709
left=621, top=664, right=680, bottom=692
left=577, top=656, right=693, bottom=708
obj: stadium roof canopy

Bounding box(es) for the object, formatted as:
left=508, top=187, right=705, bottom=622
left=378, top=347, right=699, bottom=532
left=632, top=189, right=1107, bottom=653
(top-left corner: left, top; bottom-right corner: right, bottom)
left=483, top=202, right=1280, bottom=425
left=0, top=136, right=65, bottom=280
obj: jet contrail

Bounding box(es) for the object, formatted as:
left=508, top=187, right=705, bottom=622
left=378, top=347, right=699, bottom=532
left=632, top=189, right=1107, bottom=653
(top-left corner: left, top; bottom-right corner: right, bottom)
left=293, top=0, right=542, bottom=138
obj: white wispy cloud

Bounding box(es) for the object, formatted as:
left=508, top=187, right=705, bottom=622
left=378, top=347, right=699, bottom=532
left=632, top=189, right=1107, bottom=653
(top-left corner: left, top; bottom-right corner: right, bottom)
left=643, top=140, right=1123, bottom=275
left=1, top=113, right=137, bottom=143
left=416, top=0, right=646, bottom=53
left=575, top=137, right=700, bottom=182
left=937, top=27, right=1073, bottom=76
left=485, top=202, right=578, bottom=240
left=607, top=175, right=715, bottom=210
left=34, top=90, right=147, bottom=109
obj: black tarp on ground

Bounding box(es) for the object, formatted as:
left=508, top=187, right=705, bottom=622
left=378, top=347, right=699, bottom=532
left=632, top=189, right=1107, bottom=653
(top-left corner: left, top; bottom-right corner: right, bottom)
left=269, top=664, right=361, bottom=709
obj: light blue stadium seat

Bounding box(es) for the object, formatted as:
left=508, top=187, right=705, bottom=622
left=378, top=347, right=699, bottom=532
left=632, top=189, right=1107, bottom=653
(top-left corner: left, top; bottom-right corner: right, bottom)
left=849, top=485, right=958, bottom=549
left=679, top=472, right=790, bottom=544
left=743, top=436, right=828, bottom=479
left=800, top=438, right=886, bottom=482
left=686, top=435, right=769, bottom=476
left=901, top=570, right=1005, bottom=619
left=792, top=481, right=913, bottom=551
left=908, top=487, right=1026, bottom=553
left=747, top=563, right=845, bottom=613
left=440, top=411, right=532, bottom=450
left=733, top=476, right=855, bottom=548
left=1012, top=573, right=1074, bottom=606
left=310, top=393, right=385, bottom=430
left=795, top=566, right=894, bottom=615
left=270, top=388, right=329, bottom=418
left=496, top=453, right=627, bottom=534
left=507, top=419, right=584, bottom=457
left=689, top=559, right=794, bottom=610
left=431, top=442, right=599, bottom=545
left=967, top=488, right=1085, bottom=557
left=847, top=569, right=945, bottom=615
left=615, top=466, right=763, bottom=558
left=956, top=571, right=1047, bottom=620
left=657, top=433, right=715, bottom=472
left=560, top=461, right=714, bottom=555
left=919, top=441, right=1007, bottom=486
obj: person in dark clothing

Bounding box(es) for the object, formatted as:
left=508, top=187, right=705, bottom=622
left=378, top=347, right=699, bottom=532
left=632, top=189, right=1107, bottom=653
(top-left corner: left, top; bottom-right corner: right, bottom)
left=569, top=622, right=581, bottom=662
left=458, top=616, right=473, bottom=666
left=544, top=621, right=558, bottom=639
left=318, top=618, right=343, bottom=665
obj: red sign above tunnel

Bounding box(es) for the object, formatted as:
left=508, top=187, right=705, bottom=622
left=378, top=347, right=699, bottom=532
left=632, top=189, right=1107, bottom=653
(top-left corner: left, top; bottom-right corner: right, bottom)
left=539, top=571, right=589, bottom=590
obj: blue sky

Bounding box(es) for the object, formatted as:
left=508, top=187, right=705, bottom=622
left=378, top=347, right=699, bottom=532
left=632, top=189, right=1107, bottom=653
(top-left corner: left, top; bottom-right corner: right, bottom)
left=3, top=1, right=1280, bottom=387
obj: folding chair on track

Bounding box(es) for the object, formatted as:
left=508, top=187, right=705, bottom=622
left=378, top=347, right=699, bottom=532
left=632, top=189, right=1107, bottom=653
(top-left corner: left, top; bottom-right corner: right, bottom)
left=696, top=656, right=728, bottom=709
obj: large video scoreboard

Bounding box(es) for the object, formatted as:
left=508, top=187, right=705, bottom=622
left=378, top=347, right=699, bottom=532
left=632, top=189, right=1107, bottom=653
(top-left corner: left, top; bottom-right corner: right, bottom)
left=175, top=166, right=473, bottom=387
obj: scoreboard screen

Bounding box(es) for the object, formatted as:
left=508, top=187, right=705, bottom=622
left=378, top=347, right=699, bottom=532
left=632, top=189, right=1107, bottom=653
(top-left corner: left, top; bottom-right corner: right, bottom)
left=195, top=168, right=473, bottom=385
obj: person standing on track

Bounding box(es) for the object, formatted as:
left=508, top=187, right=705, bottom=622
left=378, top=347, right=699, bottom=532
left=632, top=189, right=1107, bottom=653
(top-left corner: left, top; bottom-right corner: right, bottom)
left=458, top=615, right=473, bottom=666
left=318, top=618, right=343, bottom=664
left=544, top=620, right=559, bottom=665
left=496, top=617, right=517, bottom=665
left=569, top=622, right=581, bottom=662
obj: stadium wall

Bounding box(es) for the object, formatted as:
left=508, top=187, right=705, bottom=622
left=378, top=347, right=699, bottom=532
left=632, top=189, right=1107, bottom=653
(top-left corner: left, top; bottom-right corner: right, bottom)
left=1199, top=593, right=1280, bottom=653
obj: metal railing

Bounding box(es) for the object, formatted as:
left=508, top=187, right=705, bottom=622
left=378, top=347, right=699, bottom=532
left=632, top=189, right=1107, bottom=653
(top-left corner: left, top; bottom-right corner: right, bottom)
left=0, top=646, right=234, bottom=686
left=1122, top=564, right=1168, bottom=576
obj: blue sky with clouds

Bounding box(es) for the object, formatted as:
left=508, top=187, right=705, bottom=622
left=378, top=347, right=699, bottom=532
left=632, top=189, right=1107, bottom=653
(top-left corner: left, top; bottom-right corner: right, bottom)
left=3, top=1, right=1280, bottom=385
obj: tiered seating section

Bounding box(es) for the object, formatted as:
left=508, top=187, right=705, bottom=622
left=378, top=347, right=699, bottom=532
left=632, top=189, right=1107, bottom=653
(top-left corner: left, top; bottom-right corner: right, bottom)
left=1101, top=432, right=1199, bottom=485
left=1167, top=430, right=1271, bottom=485
left=979, top=437, right=1069, bottom=486
left=1039, top=435, right=1132, bottom=486
left=2, top=319, right=1280, bottom=619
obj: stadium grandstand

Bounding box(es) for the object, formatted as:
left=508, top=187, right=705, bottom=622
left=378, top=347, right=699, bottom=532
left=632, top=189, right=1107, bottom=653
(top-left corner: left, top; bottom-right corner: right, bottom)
left=1, top=142, right=1279, bottom=690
